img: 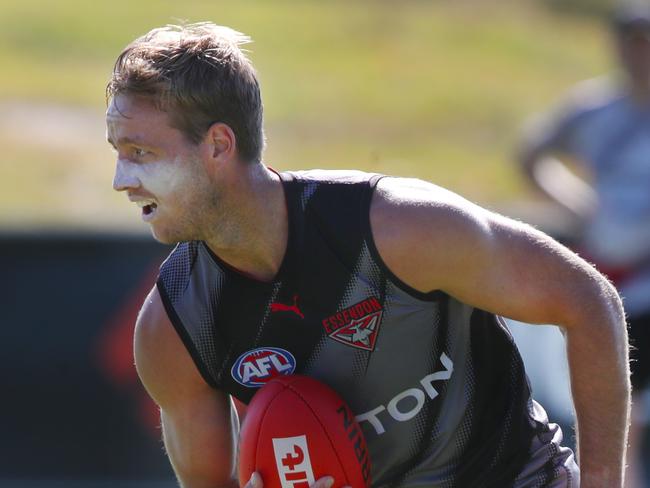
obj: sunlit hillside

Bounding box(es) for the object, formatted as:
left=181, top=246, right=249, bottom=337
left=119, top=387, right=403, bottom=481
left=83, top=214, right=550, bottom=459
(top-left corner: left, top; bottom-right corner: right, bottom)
left=0, top=0, right=613, bottom=230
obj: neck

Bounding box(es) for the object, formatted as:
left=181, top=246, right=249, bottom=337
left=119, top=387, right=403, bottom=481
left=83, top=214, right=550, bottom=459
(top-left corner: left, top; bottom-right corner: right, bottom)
left=202, top=164, right=288, bottom=282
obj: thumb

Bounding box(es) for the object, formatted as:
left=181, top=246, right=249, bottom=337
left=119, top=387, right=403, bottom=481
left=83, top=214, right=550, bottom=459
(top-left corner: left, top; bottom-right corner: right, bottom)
left=246, top=471, right=263, bottom=488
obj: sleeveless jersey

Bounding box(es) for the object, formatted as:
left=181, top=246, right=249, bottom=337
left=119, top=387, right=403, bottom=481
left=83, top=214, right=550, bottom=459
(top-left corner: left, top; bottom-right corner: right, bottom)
left=157, top=170, right=577, bottom=487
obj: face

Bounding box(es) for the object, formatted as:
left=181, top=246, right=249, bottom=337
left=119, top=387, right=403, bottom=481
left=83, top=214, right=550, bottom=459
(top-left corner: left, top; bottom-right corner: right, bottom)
left=106, top=94, right=217, bottom=244
left=616, top=24, right=650, bottom=87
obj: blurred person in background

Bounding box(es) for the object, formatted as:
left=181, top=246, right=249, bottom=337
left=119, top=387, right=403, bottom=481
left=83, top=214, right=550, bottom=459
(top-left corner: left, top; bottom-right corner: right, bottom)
left=519, top=3, right=650, bottom=486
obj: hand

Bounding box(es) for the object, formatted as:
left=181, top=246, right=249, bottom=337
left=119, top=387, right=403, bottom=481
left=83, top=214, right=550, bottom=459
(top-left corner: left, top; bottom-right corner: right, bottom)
left=245, top=471, right=351, bottom=488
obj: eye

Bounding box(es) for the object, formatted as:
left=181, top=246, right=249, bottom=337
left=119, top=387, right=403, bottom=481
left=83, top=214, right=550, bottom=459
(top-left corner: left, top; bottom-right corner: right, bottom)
left=133, top=147, right=149, bottom=158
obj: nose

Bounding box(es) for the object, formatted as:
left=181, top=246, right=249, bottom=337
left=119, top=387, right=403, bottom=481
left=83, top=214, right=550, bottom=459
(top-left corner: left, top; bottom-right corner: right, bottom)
left=112, top=159, right=141, bottom=192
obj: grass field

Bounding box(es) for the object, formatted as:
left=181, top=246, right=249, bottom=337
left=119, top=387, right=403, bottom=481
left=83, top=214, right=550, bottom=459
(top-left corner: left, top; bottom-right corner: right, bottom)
left=0, top=0, right=613, bottom=229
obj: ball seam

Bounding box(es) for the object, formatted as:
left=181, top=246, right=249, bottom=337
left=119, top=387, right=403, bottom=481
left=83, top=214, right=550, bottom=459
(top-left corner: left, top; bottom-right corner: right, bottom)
left=284, top=380, right=353, bottom=485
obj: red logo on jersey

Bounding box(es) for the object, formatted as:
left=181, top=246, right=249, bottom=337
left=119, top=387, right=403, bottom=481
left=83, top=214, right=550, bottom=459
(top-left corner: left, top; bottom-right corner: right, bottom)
left=322, top=297, right=383, bottom=351
left=270, top=295, right=304, bottom=319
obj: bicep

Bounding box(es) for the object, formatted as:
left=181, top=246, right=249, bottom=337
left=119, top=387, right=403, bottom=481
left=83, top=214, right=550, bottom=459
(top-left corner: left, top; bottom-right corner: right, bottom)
left=135, top=286, right=238, bottom=487
left=440, top=212, right=601, bottom=326
left=372, top=178, right=613, bottom=329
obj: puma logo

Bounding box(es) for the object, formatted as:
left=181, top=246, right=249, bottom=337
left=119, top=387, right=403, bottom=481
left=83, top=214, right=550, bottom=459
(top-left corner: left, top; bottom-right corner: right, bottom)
left=270, top=294, right=305, bottom=319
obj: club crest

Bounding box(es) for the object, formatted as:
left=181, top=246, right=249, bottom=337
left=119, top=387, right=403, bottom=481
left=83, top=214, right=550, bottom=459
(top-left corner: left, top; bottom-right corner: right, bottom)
left=321, top=297, right=383, bottom=351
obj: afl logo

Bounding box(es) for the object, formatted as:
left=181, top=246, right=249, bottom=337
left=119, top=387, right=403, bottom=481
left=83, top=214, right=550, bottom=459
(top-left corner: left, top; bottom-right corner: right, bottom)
left=231, top=347, right=297, bottom=387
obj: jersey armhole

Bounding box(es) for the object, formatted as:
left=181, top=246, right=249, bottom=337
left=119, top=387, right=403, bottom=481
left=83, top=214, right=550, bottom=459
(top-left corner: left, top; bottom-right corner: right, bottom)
left=362, top=175, right=446, bottom=303
left=156, top=279, right=219, bottom=388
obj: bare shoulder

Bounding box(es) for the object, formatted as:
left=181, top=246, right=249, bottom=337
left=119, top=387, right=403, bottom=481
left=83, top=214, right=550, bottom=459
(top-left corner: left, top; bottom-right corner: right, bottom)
left=370, top=176, right=495, bottom=293
left=371, top=176, right=493, bottom=227
left=134, top=285, right=216, bottom=410
left=369, top=176, right=617, bottom=326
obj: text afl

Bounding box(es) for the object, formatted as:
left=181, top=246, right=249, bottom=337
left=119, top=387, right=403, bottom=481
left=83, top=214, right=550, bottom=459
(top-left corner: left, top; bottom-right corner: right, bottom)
left=231, top=347, right=297, bottom=387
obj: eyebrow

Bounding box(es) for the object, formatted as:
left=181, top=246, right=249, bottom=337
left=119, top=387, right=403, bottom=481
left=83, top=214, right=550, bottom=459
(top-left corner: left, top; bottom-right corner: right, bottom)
left=106, top=136, right=150, bottom=148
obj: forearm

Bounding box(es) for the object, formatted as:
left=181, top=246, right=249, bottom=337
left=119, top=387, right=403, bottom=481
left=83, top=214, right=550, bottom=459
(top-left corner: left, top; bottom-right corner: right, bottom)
left=161, top=405, right=239, bottom=488
left=166, top=438, right=239, bottom=488
left=174, top=472, right=239, bottom=488
left=564, top=290, right=630, bottom=487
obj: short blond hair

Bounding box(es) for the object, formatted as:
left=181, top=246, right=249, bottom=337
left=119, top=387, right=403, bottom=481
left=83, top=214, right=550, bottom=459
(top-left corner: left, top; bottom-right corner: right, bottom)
left=107, top=22, right=264, bottom=162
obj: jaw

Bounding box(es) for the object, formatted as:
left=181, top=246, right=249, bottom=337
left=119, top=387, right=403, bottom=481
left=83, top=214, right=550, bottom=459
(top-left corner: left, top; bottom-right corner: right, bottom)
left=147, top=197, right=219, bottom=246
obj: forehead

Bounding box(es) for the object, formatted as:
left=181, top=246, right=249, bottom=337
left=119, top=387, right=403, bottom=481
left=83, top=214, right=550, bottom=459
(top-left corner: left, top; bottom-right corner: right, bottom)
left=107, top=94, right=164, bottom=122
left=106, top=94, right=179, bottom=145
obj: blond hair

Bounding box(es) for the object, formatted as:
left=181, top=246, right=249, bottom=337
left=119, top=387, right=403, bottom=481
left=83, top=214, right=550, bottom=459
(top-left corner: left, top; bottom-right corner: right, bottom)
left=107, top=22, right=264, bottom=162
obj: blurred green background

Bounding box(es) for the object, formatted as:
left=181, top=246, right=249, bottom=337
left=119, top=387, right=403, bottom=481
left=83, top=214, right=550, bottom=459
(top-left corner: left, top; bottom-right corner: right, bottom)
left=0, top=0, right=615, bottom=231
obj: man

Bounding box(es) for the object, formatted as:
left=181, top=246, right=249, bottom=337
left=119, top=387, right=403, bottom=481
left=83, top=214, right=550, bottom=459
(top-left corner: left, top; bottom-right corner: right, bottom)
left=519, top=5, right=650, bottom=486
left=106, top=23, right=629, bottom=487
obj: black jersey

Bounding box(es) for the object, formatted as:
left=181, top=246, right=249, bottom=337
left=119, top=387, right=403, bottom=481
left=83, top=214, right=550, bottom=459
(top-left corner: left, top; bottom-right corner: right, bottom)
left=157, top=170, right=577, bottom=487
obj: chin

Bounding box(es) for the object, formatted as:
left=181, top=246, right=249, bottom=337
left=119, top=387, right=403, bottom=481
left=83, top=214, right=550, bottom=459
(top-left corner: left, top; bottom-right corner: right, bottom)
left=149, top=227, right=188, bottom=245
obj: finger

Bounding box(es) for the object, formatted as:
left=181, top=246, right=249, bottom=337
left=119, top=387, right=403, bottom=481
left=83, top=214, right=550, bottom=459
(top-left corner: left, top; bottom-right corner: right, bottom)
left=311, top=476, right=334, bottom=488
left=244, top=471, right=263, bottom=488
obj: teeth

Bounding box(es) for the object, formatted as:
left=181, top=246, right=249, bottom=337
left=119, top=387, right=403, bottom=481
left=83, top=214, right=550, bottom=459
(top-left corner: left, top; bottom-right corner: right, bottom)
left=135, top=200, right=155, bottom=208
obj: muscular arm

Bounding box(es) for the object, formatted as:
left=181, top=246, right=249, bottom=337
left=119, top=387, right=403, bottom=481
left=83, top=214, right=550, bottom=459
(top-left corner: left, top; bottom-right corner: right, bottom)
left=134, top=286, right=239, bottom=488
left=371, top=177, right=630, bottom=487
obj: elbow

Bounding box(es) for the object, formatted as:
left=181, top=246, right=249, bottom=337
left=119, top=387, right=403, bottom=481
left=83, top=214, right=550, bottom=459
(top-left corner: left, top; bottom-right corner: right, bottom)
left=516, top=145, right=536, bottom=180
left=564, top=276, right=628, bottom=354
left=558, top=269, right=626, bottom=336
left=515, top=134, right=543, bottom=173
left=598, top=278, right=626, bottom=330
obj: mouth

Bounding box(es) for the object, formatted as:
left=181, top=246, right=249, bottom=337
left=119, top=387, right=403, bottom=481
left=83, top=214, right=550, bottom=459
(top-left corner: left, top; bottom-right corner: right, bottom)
left=135, top=199, right=158, bottom=221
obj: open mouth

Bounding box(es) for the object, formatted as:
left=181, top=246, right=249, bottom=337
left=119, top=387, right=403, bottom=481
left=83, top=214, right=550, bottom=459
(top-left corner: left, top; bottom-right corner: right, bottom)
left=135, top=200, right=158, bottom=220
left=142, top=203, right=157, bottom=215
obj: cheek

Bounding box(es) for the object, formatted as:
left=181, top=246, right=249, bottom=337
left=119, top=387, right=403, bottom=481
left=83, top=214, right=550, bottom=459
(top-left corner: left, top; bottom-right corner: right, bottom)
left=138, top=160, right=194, bottom=199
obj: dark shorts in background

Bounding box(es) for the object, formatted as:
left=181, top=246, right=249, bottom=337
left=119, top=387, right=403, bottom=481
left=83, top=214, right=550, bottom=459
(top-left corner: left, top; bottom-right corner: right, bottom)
left=629, top=310, right=650, bottom=391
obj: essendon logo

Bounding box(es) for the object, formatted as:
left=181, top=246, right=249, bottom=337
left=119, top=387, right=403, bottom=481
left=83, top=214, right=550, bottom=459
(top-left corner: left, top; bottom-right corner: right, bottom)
left=322, top=297, right=383, bottom=351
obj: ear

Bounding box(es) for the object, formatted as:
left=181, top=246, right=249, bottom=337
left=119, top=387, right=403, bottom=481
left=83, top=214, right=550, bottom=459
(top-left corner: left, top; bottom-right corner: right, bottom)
left=202, top=122, right=237, bottom=164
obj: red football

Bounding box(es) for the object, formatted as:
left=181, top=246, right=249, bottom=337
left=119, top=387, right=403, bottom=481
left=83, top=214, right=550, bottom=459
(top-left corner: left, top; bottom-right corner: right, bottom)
left=238, top=375, right=371, bottom=488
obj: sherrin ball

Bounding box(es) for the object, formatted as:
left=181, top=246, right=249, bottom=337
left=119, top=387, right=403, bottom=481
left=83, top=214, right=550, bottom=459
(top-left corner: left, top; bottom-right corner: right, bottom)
left=238, top=375, right=371, bottom=488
